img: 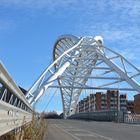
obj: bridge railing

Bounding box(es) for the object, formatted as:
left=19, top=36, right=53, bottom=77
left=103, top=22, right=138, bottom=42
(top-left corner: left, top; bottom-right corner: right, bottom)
left=68, top=111, right=124, bottom=122
left=124, top=114, right=140, bottom=124
left=0, top=62, right=32, bottom=136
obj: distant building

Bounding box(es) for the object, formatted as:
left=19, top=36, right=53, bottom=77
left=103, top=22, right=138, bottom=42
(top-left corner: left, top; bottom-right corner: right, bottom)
left=107, top=90, right=119, bottom=111
left=89, top=94, right=96, bottom=112
left=101, top=93, right=107, bottom=111
left=84, top=97, right=89, bottom=112
left=134, top=94, right=140, bottom=114
left=77, top=91, right=140, bottom=114
left=79, top=100, right=84, bottom=112
left=127, top=100, right=134, bottom=113
left=120, top=94, right=127, bottom=112
left=77, top=90, right=127, bottom=113
left=95, top=92, right=102, bottom=111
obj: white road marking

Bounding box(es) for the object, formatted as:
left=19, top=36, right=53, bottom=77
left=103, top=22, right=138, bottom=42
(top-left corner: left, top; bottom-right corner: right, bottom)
left=54, top=124, right=81, bottom=140
left=64, top=128, right=84, bottom=132
left=54, top=123, right=114, bottom=140
left=125, top=124, right=140, bottom=127
left=74, top=133, right=96, bottom=137
left=82, top=129, right=114, bottom=140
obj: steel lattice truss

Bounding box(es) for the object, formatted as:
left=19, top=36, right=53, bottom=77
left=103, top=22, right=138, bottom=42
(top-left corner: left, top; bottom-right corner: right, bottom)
left=26, top=35, right=140, bottom=118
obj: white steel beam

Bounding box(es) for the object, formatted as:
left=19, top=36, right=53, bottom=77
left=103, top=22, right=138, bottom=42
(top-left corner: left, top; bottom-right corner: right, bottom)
left=0, top=62, right=32, bottom=136
left=0, top=62, right=32, bottom=109
left=99, top=54, right=140, bottom=92
left=26, top=34, right=140, bottom=118
left=49, top=85, right=137, bottom=91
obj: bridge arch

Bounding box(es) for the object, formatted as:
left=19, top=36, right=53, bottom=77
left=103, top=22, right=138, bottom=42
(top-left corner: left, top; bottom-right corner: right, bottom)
left=26, top=35, right=140, bottom=118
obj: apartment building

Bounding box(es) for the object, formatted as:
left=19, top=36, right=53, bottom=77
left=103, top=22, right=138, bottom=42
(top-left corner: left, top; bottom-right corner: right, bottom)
left=95, top=92, right=102, bottom=111
left=89, top=94, right=96, bottom=112
left=84, top=97, right=89, bottom=112
left=107, top=90, right=119, bottom=111
left=101, top=93, right=107, bottom=110
left=120, top=94, right=127, bottom=111
left=78, top=90, right=127, bottom=113
left=127, top=100, right=134, bottom=113
left=79, top=99, right=84, bottom=112
left=134, top=94, right=140, bottom=114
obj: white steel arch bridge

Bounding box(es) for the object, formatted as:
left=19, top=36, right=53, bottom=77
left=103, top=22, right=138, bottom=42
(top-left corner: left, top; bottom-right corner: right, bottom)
left=1, top=34, right=140, bottom=136
left=26, top=34, right=140, bottom=118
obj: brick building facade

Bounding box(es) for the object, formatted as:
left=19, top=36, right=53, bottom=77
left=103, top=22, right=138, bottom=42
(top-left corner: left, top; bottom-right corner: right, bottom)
left=78, top=91, right=140, bottom=114
left=134, top=94, right=140, bottom=114
left=78, top=90, right=127, bottom=113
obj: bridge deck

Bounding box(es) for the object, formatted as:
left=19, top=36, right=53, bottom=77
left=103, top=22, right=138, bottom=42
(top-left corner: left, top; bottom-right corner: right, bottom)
left=45, top=119, right=140, bottom=140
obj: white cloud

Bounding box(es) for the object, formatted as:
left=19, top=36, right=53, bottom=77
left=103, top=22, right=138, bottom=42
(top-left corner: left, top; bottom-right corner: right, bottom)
left=0, top=0, right=140, bottom=17
left=0, top=0, right=140, bottom=61
left=78, top=23, right=139, bottom=43
left=108, top=0, right=140, bottom=18
left=0, top=0, right=78, bottom=9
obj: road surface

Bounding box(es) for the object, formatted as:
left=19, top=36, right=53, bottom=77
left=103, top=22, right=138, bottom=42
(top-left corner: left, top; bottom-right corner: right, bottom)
left=44, top=119, right=140, bottom=140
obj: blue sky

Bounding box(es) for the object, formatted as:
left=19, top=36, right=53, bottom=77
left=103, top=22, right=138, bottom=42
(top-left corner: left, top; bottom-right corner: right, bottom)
left=0, top=0, right=140, bottom=113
